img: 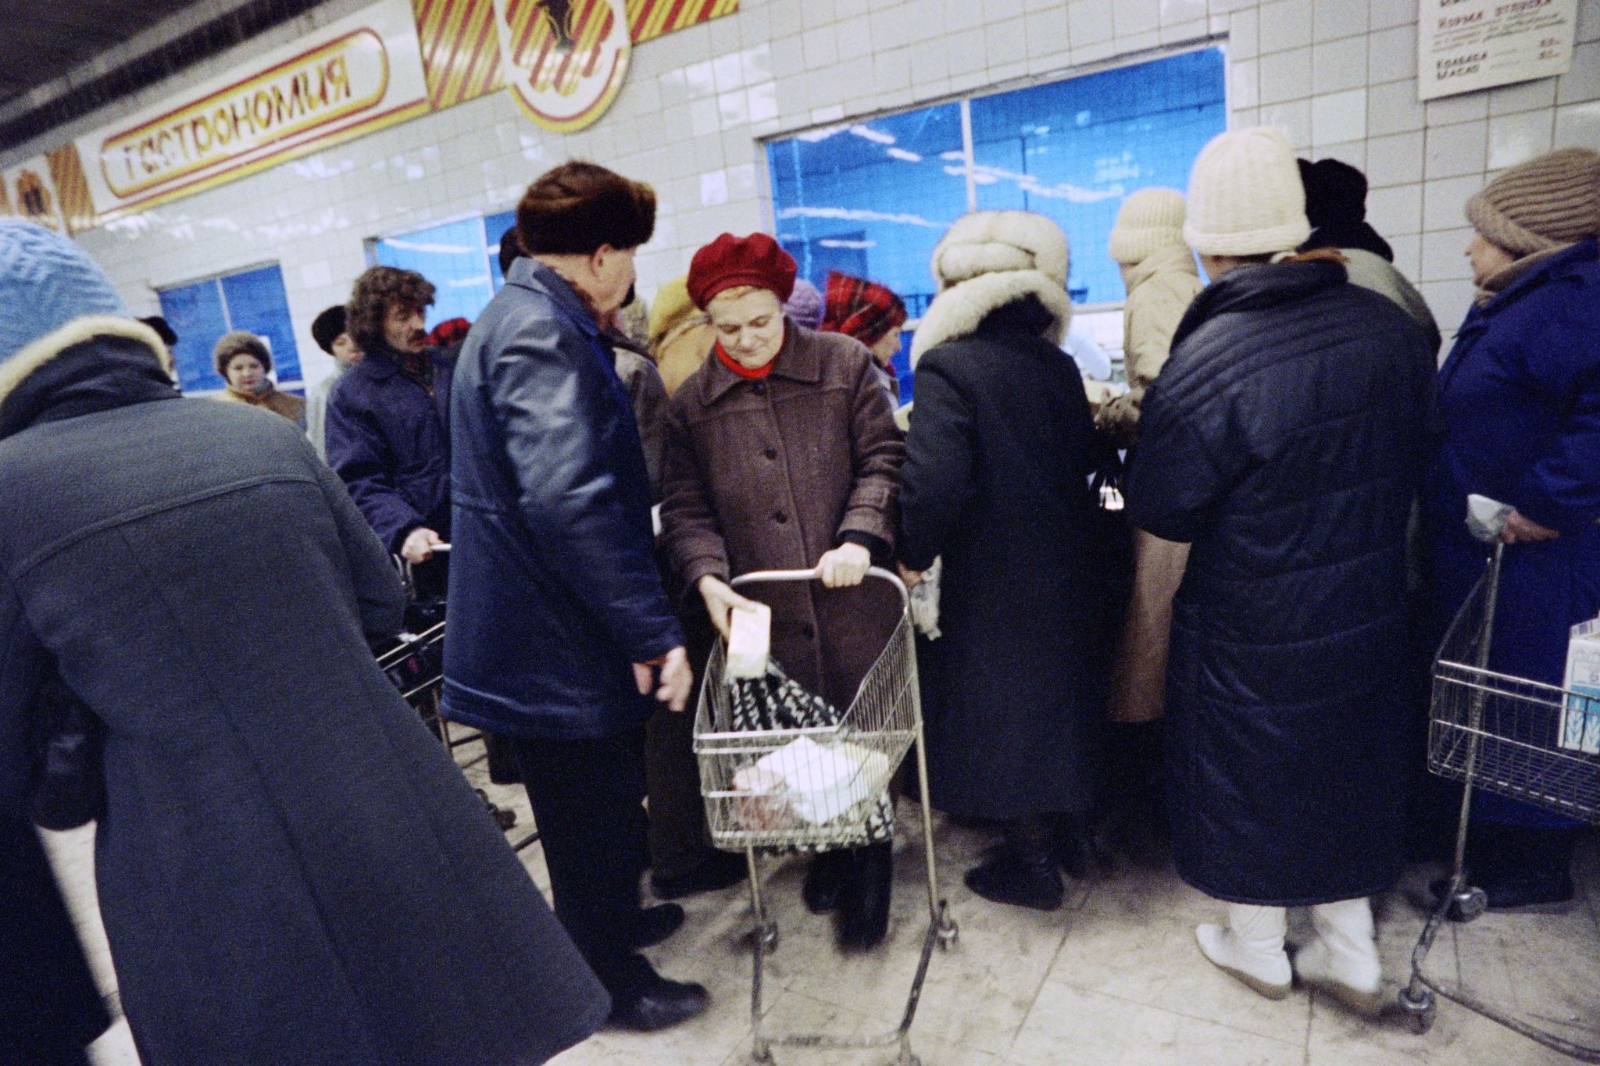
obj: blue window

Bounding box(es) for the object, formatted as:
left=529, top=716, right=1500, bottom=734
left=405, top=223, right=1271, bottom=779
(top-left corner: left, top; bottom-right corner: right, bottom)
left=372, top=218, right=496, bottom=330
left=486, top=209, right=517, bottom=291
left=158, top=264, right=302, bottom=395
left=765, top=48, right=1227, bottom=399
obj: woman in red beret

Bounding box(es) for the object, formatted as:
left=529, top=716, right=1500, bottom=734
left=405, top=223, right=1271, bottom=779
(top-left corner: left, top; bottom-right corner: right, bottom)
left=659, top=233, right=906, bottom=949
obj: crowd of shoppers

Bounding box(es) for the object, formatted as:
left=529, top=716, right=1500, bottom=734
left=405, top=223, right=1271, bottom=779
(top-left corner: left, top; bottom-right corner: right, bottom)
left=3, top=132, right=1597, bottom=1064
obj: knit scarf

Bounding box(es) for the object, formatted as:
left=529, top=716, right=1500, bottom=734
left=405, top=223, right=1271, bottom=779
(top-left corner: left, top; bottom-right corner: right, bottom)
left=1475, top=243, right=1576, bottom=306
left=383, top=345, right=434, bottom=392
left=716, top=340, right=774, bottom=379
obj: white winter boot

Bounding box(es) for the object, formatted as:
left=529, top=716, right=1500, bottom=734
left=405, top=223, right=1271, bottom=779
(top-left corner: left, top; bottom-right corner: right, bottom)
left=1195, top=904, right=1291, bottom=1000
left=1295, top=897, right=1383, bottom=1017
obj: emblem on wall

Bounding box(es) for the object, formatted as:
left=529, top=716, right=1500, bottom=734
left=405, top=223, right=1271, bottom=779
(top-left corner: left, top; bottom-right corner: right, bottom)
left=493, top=0, right=631, bottom=132
left=16, top=170, right=58, bottom=228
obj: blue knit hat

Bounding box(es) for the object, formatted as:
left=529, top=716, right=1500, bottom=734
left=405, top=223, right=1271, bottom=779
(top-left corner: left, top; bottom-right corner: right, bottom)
left=0, top=220, right=126, bottom=361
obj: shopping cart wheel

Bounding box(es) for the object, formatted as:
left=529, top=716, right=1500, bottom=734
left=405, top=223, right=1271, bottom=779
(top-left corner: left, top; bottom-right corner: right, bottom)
left=1447, top=885, right=1488, bottom=923
left=760, top=922, right=780, bottom=952
left=937, top=919, right=959, bottom=951
left=750, top=1043, right=773, bottom=1064
left=1397, top=986, right=1436, bottom=1034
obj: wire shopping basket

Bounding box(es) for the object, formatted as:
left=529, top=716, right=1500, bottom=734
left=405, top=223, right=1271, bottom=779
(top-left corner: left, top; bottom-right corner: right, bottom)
left=693, top=567, right=957, bottom=1066
left=1400, top=528, right=1600, bottom=1060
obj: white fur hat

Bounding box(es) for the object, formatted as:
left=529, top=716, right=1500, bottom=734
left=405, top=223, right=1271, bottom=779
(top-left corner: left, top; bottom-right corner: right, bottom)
left=1108, top=188, right=1188, bottom=265
left=1183, top=127, right=1311, bottom=257
left=930, top=210, right=1070, bottom=290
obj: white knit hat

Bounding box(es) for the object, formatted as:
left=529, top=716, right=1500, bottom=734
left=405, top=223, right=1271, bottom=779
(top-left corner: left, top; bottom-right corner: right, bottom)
left=1183, top=127, right=1311, bottom=257
left=1108, top=188, right=1188, bottom=265
left=930, top=210, right=1069, bottom=290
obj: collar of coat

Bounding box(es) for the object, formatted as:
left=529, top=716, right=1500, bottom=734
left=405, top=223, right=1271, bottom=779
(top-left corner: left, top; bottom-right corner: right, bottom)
left=909, top=269, right=1072, bottom=367
left=508, top=258, right=604, bottom=341
left=1124, top=244, right=1199, bottom=296
left=1473, top=237, right=1598, bottom=309
left=696, top=317, right=825, bottom=404
left=1169, top=258, right=1347, bottom=353
left=0, top=316, right=168, bottom=410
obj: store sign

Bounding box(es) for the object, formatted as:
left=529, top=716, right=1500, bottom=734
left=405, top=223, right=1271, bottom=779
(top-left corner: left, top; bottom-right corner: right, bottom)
left=1418, top=0, right=1579, bottom=100
left=76, top=0, right=430, bottom=219
left=493, top=0, right=631, bottom=132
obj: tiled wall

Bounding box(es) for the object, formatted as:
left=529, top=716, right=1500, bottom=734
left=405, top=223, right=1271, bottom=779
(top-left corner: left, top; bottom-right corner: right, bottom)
left=32, top=0, right=1600, bottom=385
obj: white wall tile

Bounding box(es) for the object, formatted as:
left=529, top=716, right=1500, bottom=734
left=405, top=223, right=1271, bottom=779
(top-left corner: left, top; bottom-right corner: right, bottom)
left=1421, top=175, right=1481, bottom=232
left=1025, top=7, right=1071, bottom=58
left=1365, top=25, right=1415, bottom=87
left=1229, top=9, right=1260, bottom=57
left=1313, top=35, right=1367, bottom=94
left=1424, top=120, right=1487, bottom=178
left=1163, top=0, right=1209, bottom=25
left=1068, top=0, right=1115, bottom=45
left=987, top=16, right=1029, bottom=67
left=1420, top=226, right=1474, bottom=282
left=1367, top=78, right=1426, bottom=135
left=1259, top=0, right=1312, bottom=52
left=1558, top=41, right=1600, bottom=105
left=1312, top=0, right=1367, bottom=41
left=1263, top=99, right=1313, bottom=148
left=1365, top=130, right=1424, bottom=187
left=1419, top=280, right=1474, bottom=336
left=1311, top=138, right=1365, bottom=169
left=1231, top=59, right=1260, bottom=109
left=1487, top=76, right=1557, bottom=116
left=1114, top=0, right=1161, bottom=37
left=1313, top=88, right=1368, bottom=144
left=1368, top=0, right=1414, bottom=30
left=1487, top=110, right=1555, bottom=169
left=1389, top=231, right=1421, bottom=279
left=1259, top=47, right=1312, bottom=103
left=1580, top=0, right=1600, bottom=42
left=1556, top=102, right=1600, bottom=149
left=985, top=0, right=1026, bottom=21
left=1426, top=91, right=1489, bottom=126
left=1367, top=182, right=1423, bottom=236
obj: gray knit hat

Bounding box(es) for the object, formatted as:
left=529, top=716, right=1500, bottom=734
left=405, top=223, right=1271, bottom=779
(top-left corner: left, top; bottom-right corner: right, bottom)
left=1465, top=148, right=1600, bottom=256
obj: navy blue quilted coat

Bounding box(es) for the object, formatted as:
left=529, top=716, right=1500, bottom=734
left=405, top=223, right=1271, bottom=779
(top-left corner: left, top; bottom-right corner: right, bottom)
left=1127, top=259, right=1434, bottom=905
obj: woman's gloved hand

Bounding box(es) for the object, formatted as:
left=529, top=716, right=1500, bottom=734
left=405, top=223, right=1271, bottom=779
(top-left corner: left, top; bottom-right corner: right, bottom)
left=817, top=542, right=872, bottom=588
left=698, top=575, right=761, bottom=639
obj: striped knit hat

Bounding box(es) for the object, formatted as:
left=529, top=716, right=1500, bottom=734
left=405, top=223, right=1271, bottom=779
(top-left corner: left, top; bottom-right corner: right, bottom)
left=1108, top=188, right=1188, bottom=265
left=1466, top=148, right=1600, bottom=256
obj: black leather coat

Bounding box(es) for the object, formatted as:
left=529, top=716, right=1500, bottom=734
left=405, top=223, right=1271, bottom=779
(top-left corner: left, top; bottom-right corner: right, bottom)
left=1127, top=260, right=1434, bottom=905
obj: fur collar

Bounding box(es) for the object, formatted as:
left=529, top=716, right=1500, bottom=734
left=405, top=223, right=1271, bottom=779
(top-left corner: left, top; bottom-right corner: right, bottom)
left=910, top=270, right=1073, bottom=366
left=0, top=316, right=167, bottom=409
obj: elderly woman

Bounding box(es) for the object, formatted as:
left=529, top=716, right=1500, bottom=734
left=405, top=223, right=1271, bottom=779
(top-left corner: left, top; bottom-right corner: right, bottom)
left=1425, top=147, right=1600, bottom=909
left=213, top=330, right=305, bottom=426
left=897, top=211, right=1103, bottom=912
left=659, top=232, right=905, bottom=949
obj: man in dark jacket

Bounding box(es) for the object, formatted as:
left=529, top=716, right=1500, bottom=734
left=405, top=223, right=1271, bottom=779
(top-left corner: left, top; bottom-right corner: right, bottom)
left=1127, top=129, right=1434, bottom=1016
left=327, top=267, right=454, bottom=592
left=443, top=162, right=702, bottom=1032
left=0, top=220, right=608, bottom=1066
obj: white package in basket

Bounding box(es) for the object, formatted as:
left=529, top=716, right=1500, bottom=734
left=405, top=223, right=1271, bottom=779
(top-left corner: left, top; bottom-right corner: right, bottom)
left=733, top=735, right=889, bottom=825
left=1561, top=619, right=1600, bottom=754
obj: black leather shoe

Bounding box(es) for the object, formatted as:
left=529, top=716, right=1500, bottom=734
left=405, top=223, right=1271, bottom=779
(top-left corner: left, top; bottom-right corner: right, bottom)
left=608, top=973, right=711, bottom=1032
left=966, top=819, right=1063, bottom=911
left=631, top=903, right=685, bottom=949
left=838, top=843, right=893, bottom=950
left=650, top=850, right=748, bottom=901
left=802, top=850, right=852, bottom=915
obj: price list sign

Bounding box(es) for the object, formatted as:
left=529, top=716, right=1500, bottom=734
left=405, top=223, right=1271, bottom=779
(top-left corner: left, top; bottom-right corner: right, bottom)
left=1418, top=0, right=1579, bottom=100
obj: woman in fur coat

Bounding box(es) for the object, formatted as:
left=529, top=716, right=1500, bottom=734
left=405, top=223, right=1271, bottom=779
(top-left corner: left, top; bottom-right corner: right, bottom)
left=898, top=211, right=1103, bottom=911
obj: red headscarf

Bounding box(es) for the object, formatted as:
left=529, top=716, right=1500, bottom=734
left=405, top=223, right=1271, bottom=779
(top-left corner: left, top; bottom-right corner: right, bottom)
left=820, top=271, right=907, bottom=347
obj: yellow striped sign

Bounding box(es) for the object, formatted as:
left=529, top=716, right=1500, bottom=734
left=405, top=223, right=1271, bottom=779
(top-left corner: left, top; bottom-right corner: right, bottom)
left=413, top=0, right=504, bottom=111
left=627, top=0, right=738, bottom=45
left=46, top=144, right=98, bottom=233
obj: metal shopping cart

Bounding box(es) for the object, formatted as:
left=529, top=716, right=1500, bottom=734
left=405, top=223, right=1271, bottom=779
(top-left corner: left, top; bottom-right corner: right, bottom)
left=376, top=557, right=535, bottom=846
left=694, top=568, right=958, bottom=1066
left=1399, top=504, right=1600, bottom=1060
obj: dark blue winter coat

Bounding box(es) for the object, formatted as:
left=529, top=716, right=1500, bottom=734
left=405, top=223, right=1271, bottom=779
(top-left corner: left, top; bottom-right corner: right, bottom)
left=1127, top=259, right=1435, bottom=906
left=325, top=347, right=454, bottom=554
left=442, top=260, right=683, bottom=740
left=1424, top=240, right=1600, bottom=826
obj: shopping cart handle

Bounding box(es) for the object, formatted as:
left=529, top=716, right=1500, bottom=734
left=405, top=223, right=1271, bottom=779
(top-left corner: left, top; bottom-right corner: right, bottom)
left=731, top=566, right=910, bottom=606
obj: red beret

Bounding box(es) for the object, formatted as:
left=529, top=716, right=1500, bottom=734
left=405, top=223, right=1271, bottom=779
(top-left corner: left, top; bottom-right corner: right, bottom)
left=687, top=232, right=798, bottom=310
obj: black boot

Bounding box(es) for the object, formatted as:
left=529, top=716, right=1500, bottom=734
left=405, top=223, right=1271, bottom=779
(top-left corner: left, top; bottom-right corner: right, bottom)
left=1050, top=813, right=1097, bottom=881
left=965, top=818, right=1063, bottom=911
left=803, top=849, right=853, bottom=915
left=837, top=842, right=893, bottom=950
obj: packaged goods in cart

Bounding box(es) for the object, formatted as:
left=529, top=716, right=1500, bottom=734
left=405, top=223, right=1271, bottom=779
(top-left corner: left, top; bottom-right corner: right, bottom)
left=736, top=735, right=889, bottom=825
left=1560, top=618, right=1600, bottom=753
left=727, top=602, right=772, bottom=678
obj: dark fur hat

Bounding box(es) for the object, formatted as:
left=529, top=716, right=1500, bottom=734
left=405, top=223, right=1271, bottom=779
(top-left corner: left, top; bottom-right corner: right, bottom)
left=517, top=161, right=655, bottom=257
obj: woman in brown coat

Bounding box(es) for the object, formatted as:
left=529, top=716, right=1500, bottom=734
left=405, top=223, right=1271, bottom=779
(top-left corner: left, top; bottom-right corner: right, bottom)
left=660, top=232, right=905, bottom=949
left=213, top=330, right=306, bottom=426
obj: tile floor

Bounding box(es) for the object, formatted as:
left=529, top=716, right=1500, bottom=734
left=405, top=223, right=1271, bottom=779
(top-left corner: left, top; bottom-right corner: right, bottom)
left=44, top=738, right=1600, bottom=1066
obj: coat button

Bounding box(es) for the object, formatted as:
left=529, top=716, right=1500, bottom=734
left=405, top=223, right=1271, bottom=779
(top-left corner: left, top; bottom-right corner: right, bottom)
left=764, top=447, right=777, bottom=460
left=774, top=511, right=787, bottom=524
left=752, top=381, right=766, bottom=395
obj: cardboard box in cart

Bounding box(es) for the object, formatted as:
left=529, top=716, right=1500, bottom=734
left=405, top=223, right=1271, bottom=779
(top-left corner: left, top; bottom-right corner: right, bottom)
left=1561, top=619, right=1600, bottom=754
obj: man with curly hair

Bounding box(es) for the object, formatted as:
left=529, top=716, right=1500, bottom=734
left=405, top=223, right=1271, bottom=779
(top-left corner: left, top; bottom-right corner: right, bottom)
left=327, top=266, right=454, bottom=589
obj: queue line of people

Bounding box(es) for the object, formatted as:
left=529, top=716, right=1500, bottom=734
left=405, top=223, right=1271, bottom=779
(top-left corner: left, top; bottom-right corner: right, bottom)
left=1, top=134, right=1597, bottom=1066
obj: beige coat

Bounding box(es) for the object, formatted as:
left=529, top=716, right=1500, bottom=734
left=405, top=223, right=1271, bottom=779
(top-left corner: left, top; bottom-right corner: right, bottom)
left=217, top=385, right=307, bottom=428
left=1096, top=244, right=1203, bottom=446
left=652, top=316, right=717, bottom=397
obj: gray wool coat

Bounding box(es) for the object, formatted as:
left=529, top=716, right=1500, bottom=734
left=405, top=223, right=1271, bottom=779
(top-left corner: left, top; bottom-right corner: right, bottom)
left=0, top=318, right=608, bottom=1066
